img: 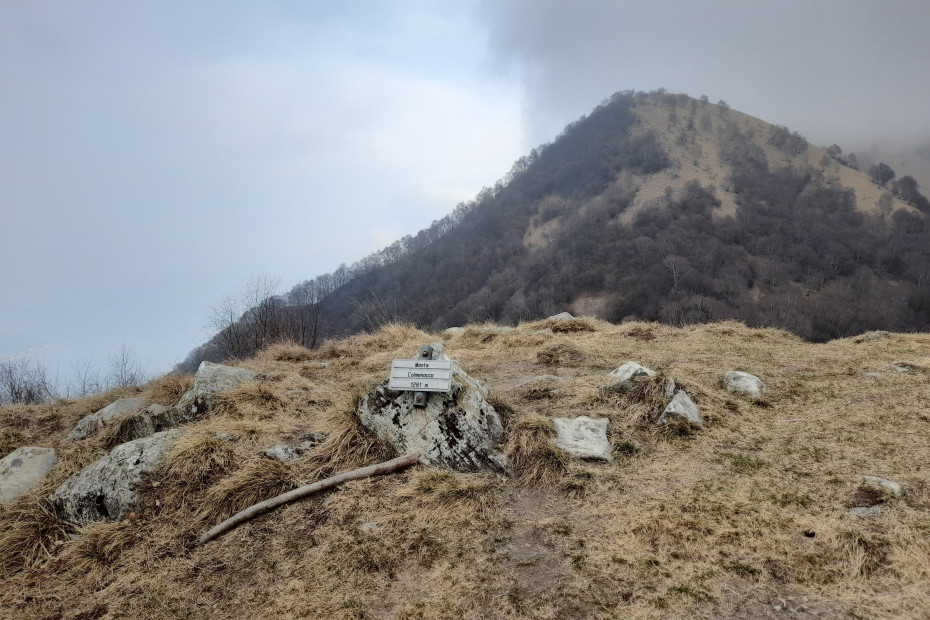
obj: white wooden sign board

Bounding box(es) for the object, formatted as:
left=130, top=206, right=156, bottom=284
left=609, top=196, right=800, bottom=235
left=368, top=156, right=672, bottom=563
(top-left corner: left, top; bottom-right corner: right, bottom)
left=389, top=359, right=453, bottom=392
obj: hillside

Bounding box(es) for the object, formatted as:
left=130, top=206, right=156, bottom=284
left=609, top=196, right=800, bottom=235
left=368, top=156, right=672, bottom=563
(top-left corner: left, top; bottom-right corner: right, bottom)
left=2, top=321, right=929, bottom=619
left=183, top=91, right=930, bottom=371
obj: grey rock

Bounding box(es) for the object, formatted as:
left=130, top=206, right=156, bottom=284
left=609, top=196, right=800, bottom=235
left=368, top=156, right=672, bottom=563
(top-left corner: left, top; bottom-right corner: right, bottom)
left=299, top=431, right=327, bottom=446
left=116, top=404, right=180, bottom=443
left=724, top=371, right=765, bottom=398
left=357, top=344, right=508, bottom=473
left=548, top=312, right=575, bottom=320
left=552, top=416, right=612, bottom=462
left=0, top=447, right=58, bottom=503
left=886, top=364, right=909, bottom=373
left=657, top=390, right=701, bottom=426
left=860, top=475, right=902, bottom=497
left=606, top=361, right=657, bottom=391
left=359, top=522, right=379, bottom=534
left=65, top=398, right=145, bottom=441
left=852, top=505, right=882, bottom=516
left=51, top=430, right=181, bottom=524
left=263, top=445, right=300, bottom=461
left=175, top=361, right=257, bottom=420
left=863, top=331, right=890, bottom=340
left=533, top=328, right=554, bottom=335
left=444, top=327, right=465, bottom=334
left=664, top=378, right=677, bottom=399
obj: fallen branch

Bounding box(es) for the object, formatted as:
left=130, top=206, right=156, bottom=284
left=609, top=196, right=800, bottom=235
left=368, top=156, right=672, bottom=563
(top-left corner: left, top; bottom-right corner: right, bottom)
left=199, top=452, right=421, bottom=545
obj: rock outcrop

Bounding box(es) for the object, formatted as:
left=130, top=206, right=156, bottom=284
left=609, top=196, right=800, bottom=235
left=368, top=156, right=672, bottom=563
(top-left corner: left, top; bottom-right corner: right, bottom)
left=552, top=416, right=611, bottom=462
left=657, top=390, right=701, bottom=426
left=65, top=398, right=145, bottom=441
left=0, top=447, right=58, bottom=503
left=50, top=430, right=180, bottom=524
left=605, top=361, right=656, bottom=391
left=175, top=361, right=257, bottom=420
left=724, top=371, right=765, bottom=398
left=357, top=344, right=508, bottom=472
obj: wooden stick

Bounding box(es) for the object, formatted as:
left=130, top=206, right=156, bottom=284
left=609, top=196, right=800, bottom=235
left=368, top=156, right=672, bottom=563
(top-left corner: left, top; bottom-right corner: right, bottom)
left=199, top=452, right=421, bottom=545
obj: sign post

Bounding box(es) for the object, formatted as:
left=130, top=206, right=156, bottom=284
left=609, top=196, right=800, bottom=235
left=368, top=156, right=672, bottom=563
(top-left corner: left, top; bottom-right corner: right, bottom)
left=390, top=345, right=452, bottom=407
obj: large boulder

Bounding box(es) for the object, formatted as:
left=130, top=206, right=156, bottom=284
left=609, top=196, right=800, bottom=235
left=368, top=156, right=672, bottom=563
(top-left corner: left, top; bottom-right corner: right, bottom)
left=175, top=361, right=257, bottom=419
left=552, top=416, right=612, bottom=462
left=357, top=344, right=509, bottom=472
left=606, top=361, right=657, bottom=391
left=0, top=447, right=58, bottom=503
left=724, top=371, right=765, bottom=398
left=657, top=390, right=701, bottom=426
left=50, top=430, right=180, bottom=524
left=65, top=398, right=145, bottom=441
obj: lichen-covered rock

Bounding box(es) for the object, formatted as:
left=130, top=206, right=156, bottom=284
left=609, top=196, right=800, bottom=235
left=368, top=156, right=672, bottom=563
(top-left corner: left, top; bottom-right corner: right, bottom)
left=116, top=404, right=181, bottom=442
left=65, top=398, right=145, bottom=441
left=606, top=361, right=656, bottom=391
left=175, top=361, right=257, bottom=419
left=657, top=390, right=701, bottom=426
left=724, top=371, right=765, bottom=398
left=50, top=430, right=180, bottom=524
left=357, top=344, right=508, bottom=472
left=552, top=416, right=612, bottom=462
left=0, top=447, right=58, bottom=503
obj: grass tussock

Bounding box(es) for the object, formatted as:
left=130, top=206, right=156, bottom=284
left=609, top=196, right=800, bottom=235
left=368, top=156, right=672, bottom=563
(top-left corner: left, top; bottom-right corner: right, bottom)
left=0, top=500, right=68, bottom=577
left=536, top=343, right=586, bottom=367
left=211, top=381, right=284, bottom=419
left=605, top=374, right=674, bottom=425
left=505, top=412, right=570, bottom=485
left=261, top=340, right=314, bottom=362
left=302, top=397, right=393, bottom=477
left=404, top=469, right=500, bottom=519
left=531, top=316, right=598, bottom=333
left=139, top=373, right=194, bottom=406
left=198, top=458, right=296, bottom=525
left=69, top=520, right=141, bottom=571
left=160, top=433, right=238, bottom=500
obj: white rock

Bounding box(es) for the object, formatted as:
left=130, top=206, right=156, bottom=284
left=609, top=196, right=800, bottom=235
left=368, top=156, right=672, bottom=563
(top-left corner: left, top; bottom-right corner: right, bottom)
left=357, top=344, right=508, bottom=472
left=851, top=505, right=882, bottom=516
left=886, top=364, right=909, bottom=373
left=65, top=398, right=145, bottom=441
left=175, top=361, right=257, bottom=419
left=263, top=445, right=299, bottom=461
left=51, top=430, right=181, bottom=524
left=657, top=390, right=701, bottom=425
left=724, top=371, right=765, bottom=398
left=552, top=416, right=612, bottom=462
left=548, top=312, right=575, bottom=320
left=444, top=327, right=465, bottom=334
left=0, top=447, right=58, bottom=503
left=860, top=475, right=902, bottom=497
left=606, top=361, right=657, bottom=391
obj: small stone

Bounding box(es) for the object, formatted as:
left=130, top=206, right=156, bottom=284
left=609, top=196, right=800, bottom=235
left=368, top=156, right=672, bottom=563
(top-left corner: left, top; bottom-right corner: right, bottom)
left=175, top=361, right=258, bottom=420
left=263, top=445, right=299, bottom=461
left=359, top=522, right=379, bottom=534
left=552, top=416, right=612, bottom=462
left=852, top=505, right=882, bottom=516
left=547, top=312, right=575, bottom=320
left=724, top=371, right=764, bottom=398
left=606, top=362, right=657, bottom=391
left=444, top=327, right=465, bottom=334
left=886, top=364, right=909, bottom=373
left=657, top=391, right=701, bottom=426
left=533, top=328, right=554, bottom=335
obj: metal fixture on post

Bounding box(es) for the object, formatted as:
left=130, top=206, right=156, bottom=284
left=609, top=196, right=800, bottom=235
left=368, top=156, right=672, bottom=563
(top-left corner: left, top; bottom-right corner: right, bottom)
left=413, top=345, right=433, bottom=408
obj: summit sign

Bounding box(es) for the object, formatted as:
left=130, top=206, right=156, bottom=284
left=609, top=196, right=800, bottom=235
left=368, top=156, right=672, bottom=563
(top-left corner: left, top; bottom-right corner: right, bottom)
left=389, top=359, right=453, bottom=393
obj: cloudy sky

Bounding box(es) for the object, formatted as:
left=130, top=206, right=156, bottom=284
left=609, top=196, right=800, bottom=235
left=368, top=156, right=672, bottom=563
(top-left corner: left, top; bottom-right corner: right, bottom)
left=2, top=0, right=928, bottom=384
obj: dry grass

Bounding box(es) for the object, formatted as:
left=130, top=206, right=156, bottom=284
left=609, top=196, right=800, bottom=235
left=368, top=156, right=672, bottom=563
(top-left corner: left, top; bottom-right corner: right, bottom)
left=1, top=320, right=929, bottom=618
left=139, top=372, right=194, bottom=406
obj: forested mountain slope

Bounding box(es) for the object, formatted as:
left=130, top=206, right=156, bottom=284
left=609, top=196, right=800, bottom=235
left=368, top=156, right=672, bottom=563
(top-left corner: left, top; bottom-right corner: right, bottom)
left=183, top=91, right=930, bottom=369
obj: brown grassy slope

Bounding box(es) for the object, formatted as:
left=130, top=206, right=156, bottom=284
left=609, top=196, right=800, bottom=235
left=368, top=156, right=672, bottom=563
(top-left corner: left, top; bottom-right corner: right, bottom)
left=0, top=322, right=928, bottom=619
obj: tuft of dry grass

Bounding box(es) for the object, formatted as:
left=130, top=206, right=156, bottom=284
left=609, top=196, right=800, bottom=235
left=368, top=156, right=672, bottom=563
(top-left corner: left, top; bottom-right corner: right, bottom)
left=301, top=395, right=393, bottom=478
left=211, top=381, right=284, bottom=420
left=403, top=469, right=500, bottom=519
left=0, top=500, right=68, bottom=577
left=139, top=373, right=194, bottom=406
left=536, top=342, right=587, bottom=367
left=160, top=433, right=238, bottom=502
left=504, top=412, right=570, bottom=485
left=69, top=520, right=141, bottom=572
left=260, top=339, right=314, bottom=362
left=529, top=316, right=598, bottom=333
left=198, top=458, right=296, bottom=525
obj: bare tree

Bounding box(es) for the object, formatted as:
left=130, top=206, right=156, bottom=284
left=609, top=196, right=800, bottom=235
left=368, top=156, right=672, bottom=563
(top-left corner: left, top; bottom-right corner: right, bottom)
left=69, top=354, right=103, bottom=397
left=0, top=356, right=53, bottom=405
left=107, top=344, right=146, bottom=389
